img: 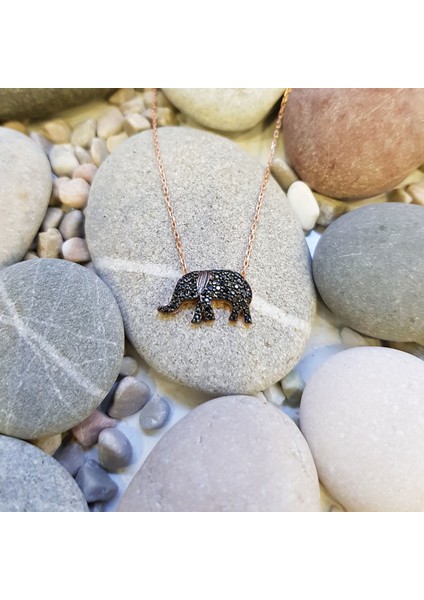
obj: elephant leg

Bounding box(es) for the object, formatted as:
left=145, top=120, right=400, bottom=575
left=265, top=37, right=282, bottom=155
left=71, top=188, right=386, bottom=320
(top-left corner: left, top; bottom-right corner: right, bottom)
left=229, top=302, right=241, bottom=322
left=242, top=301, right=252, bottom=324
left=200, top=297, right=215, bottom=321
left=191, top=301, right=204, bottom=324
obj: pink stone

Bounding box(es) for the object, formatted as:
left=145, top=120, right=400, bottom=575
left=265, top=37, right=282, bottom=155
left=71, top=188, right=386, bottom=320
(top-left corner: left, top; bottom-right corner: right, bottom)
left=72, top=410, right=117, bottom=447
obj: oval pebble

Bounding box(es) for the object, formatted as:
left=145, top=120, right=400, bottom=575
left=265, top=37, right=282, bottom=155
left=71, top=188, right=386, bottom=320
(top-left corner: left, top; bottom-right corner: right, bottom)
left=62, top=237, right=91, bottom=263
left=0, top=434, right=88, bottom=511
left=108, top=376, right=152, bottom=418
left=98, top=428, right=133, bottom=471
left=0, top=127, right=52, bottom=268
left=97, top=107, right=124, bottom=139
left=0, top=259, right=124, bottom=439
left=37, top=227, right=63, bottom=258
left=118, top=395, right=320, bottom=512
left=41, top=207, right=63, bottom=231
left=300, top=347, right=424, bottom=511
left=71, top=409, right=117, bottom=447
left=71, top=119, right=97, bottom=149
left=119, top=355, right=138, bottom=377
left=287, top=181, right=320, bottom=231
left=313, top=203, right=424, bottom=343
left=59, top=210, right=85, bottom=240
left=49, top=144, right=79, bottom=177
left=59, top=177, right=90, bottom=209
left=139, top=394, right=170, bottom=430
left=75, top=459, right=118, bottom=503
left=54, top=438, right=84, bottom=476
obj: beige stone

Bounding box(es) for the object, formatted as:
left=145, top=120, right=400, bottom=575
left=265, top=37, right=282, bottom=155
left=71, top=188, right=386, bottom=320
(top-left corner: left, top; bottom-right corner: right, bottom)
left=123, top=114, right=151, bottom=135
left=97, top=107, right=124, bottom=139
left=62, top=237, right=91, bottom=263
left=108, top=88, right=136, bottom=105
left=59, top=177, right=90, bottom=209
left=106, top=132, right=128, bottom=153
left=42, top=119, right=71, bottom=144
left=37, top=227, right=63, bottom=258
left=271, top=156, right=299, bottom=192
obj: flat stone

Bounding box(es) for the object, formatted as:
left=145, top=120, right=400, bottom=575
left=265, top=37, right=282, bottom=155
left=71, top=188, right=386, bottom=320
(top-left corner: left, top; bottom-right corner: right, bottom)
left=98, top=428, right=133, bottom=471
left=72, top=409, right=117, bottom=447
left=108, top=376, right=151, bottom=419
left=0, top=434, right=88, bottom=511
left=300, top=347, right=424, bottom=511
left=86, top=127, right=315, bottom=394
left=313, top=203, right=424, bottom=343
left=162, top=88, right=285, bottom=132
left=139, top=394, right=170, bottom=430
left=284, top=89, right=424, bottom=199
left=75, top=459, right=118, bottom=503
left=0, top=259, right=124, bottom=439
left=118, top=395, right=320, bottom=511
left=54, top=438, right=84, bottom=476
left=0, top=128, right=52, bottom=268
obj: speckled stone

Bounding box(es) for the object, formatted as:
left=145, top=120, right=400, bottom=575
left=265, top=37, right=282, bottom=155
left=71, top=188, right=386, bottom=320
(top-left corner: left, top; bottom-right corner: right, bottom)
left=313, top=203, right=424, bottom=343
left=0, top=434, right=88, bottom=511
left=118, top=395, right=320, bottom=512
left=162, top=88, right=284, bottom=132
left=0, top=259, right=124, bottom=439
left=0, top=128, right=52, bottom=268
left=86, top=127, right=315, bottom=394
left=300, top=347, right=424, bottom=511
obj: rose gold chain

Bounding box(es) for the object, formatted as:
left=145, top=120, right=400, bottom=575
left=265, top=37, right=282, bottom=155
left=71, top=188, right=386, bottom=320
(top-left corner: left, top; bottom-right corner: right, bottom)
left=151, top=87, right=293, bottom=278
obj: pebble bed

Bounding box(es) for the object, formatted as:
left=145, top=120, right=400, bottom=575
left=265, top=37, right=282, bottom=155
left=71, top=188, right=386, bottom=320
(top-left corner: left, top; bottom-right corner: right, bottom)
left=1, top=88, right=424, bottom=512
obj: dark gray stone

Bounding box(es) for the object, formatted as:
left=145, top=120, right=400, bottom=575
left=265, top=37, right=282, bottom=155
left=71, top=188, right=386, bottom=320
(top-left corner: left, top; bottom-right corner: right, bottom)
left=0, top=434, right=88, bottom=511
left=75, top=459, right=118, bottom=503
left=86, top=127, right=315, bottom=394
left=0, top=258, right=125, bottom=439
left=0, top=128, right=52, bottom=268
left=98, top=428, right=133, bottom=471
left=139, top=395, right=170, bottom=430
left=0, top=89, right=115, bottom=121
left=313, top=203, right=424, bottom=343
left=53, top=439, right=84, bottom=476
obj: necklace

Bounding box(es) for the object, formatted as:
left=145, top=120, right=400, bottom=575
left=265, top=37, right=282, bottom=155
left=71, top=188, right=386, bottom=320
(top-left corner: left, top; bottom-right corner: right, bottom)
left=152, top=87, right=293, bottom=325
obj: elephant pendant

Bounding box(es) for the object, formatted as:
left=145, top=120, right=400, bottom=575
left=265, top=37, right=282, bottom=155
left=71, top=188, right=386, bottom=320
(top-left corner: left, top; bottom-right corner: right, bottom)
left=158, top=270, right=253, bottom=325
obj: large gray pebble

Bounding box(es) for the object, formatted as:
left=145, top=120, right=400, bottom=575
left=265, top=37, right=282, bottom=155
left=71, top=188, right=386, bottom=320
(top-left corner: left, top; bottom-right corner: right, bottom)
left=0, top=128, right=52, bottom=268
left=0, top=89, right=114, bottom=121
left=98, top=428, right=133, bottom=471
left=0, top=434, right=88, bottom=511
left=75, top=459, right=118, bottom=503
left=0, top=259, right=124, bottom=439
left=86, top=127, right=315, bottom=394
left=162, top=89, right=284, bottom=132
left=139, top=395, right=170, bottom=430
left=313, top=203, right=424, bottom=343
left=118, top=395, right=320, bottom=512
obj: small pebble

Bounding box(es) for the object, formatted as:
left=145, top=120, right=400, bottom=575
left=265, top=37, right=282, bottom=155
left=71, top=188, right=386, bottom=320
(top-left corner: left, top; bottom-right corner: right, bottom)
left=388, top=188, right=413, bottom=203
left=42, top=119, right=71, bottom=144
left=139, top=394, right=170, bottom=430
left=59, top=209, right=84, bottom=239
left=74, top=146, right=94, bottom=165
left=33, top=433, right=62, bottom=455
left=54, top=439, right=84, bottom=476
left=106, top=131, right=128, bottom=153
left=90, top=137, right=109, bottom=166
left=109, top=88, right=136, bottom=105
left=59, top=177, right=90, bottom=209
left=73, top=163, right=97, bottom=184
left=407, top=182, right=424, bottom=205
left=37, top=227, right=63, bottom=258
left=120, top=96, right=146, bottom=116
left=287, top=180, right=320, bottom=231
left=51, top=176, right=70, bottom=204
left=23, top=251, right=38, bottom=260
left=3, top=121, right=27, bottom=134
left=143, top=107, right=176, bottom=126
left=41, top=206, right=63, bottom=231
left=119, top=356, right=138, bottom=377
left=97, top=107, right=124, bottom=139
left=271, top=156, right=299, bottom=192
left=72, top=409, right=116, bottom=447
left=98, top=428, right=133, bottom=471
left=75, top=459, right=118, bottom=503
left=71, top=119, right=97, bottom=149
left=314, top=192, right=347, bottom=226
left=62, top=237, right=91, bottom=263
left=123, top=114, right=151, bottom=135
left=108, top=376, right=152, bottom=419
left=143, top=89, right=172, bottom=109
left=262, top=384, right=286, bottom=407
left=49, top=144, right=79, bottom=177
left=281, top=370, right=305, bottom=407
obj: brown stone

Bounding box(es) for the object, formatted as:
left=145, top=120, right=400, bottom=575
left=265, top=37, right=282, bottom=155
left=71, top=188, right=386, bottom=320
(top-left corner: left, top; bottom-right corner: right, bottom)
left=284, top=89, right=424, bottom=200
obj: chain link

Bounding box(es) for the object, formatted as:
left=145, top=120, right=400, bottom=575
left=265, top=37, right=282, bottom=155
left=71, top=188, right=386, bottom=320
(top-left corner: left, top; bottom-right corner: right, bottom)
left=151, top=87, right=293, bottom=278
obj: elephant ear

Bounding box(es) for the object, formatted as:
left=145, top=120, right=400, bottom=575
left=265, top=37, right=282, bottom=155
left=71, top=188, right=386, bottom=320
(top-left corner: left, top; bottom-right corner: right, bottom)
left=196, top=270, right=211, bottom=295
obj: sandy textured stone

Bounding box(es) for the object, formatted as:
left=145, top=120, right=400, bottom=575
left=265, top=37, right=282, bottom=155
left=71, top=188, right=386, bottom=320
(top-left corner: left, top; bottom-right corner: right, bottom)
left=0, top=259, right=124, bottom=439
left=86, top=127, right=315, bottom=394
left=313, top=203, right=424, bottom=343
left=0, top=88, right=114, bottom=120
left=300, top=347, right=424, bottom=511
left=0, top=128, right=52, bottom=268
left=0, top=435, right=88, bottom=511
left=284, top=88, right=424, bottom=199
left=118, top=395, right=320, bottom=512
left=162, top=88, right=285, bottom=132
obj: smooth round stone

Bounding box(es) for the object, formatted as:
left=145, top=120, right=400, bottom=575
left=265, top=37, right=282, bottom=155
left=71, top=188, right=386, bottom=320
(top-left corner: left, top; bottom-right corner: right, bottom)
left=162, top=88, right=284, bottom=132
left=300, top=347, right=424, bottom=511
left=313, top=203, right=424, bottom=343
left=139, top=394, right=170, bottom=430
left=118, top=395, right=320, bottom=512
left=86, top=127, right=315, bottom=395
left=0, top=128, right=52, bottom=268
left=0, top=434, right=88, bottom=511
left=108, top=376, right=151, bottom=418
left=284, top=88, right=424, bottom=199
left=75, top=459, right=118, bottom=503
left=0, top=259, right=124, bottom=439
left=0, top=88, right=114, bottom=121
left=98, top=428, right=133, bottom=471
